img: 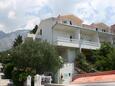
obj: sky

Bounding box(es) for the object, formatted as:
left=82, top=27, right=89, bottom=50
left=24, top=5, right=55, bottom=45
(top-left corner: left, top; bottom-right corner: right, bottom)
left=0, top=0, right=115, bottom=33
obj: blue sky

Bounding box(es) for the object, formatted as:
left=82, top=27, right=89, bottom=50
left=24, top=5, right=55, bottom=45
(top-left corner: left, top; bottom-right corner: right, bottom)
left=0, top=0, right=115, bottom=32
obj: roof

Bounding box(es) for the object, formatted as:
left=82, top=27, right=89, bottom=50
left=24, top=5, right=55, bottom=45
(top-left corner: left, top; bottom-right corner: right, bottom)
left=91, top=22, right=109, bottom=27
left=72, top=70, right=115, bottom=84
left=91, top=23, right=110, bottom=30
left=57, top=14, right=83, bottom=25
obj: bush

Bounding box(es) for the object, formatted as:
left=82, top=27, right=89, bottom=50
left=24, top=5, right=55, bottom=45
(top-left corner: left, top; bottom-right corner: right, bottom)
left=4, top=63, right=14, bottom=79
left=92, top=42, right=115, bottom=71
left=75, top=52, right=96, bottom=73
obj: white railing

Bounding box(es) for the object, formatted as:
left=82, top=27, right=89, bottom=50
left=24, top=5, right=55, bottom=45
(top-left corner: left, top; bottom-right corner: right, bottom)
left=26, top=74, right=52, bottom=86
left=56, top=37, right=99, bottom=47
left=56, top=37, right=79, bottom=44
left=81, top=40, right=99, bottom=47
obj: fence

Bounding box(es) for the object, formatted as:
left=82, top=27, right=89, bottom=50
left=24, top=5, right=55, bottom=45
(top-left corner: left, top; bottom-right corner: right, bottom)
left=26, top=74, right=52, bottom=86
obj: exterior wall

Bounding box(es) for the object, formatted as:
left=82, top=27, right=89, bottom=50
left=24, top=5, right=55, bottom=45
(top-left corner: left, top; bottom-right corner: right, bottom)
left=59, top=63, right=74, bottom=84
left=35, top=18, right=57, bottom=44
left=57, top=47, right=77, bottom=84
left=27, top=33, right=36, bottom=40
left=67, top=48, right=76, bottom=63
left=111, top=24, right=115, bottom=34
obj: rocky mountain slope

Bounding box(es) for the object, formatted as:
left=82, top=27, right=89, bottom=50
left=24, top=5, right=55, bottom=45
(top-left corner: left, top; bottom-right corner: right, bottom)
left=0, top=30, right=29, bottom=52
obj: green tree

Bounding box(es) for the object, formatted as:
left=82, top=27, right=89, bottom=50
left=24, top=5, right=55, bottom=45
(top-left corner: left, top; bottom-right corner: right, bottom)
left=4, top=63, right=14, bottom=79
left=30, top=25, right=38, bottom=34
left=13, top=35, right=23, bottom=48
left=0, top=50, right=14, bottom=79
left=75, top=52, right=97, bottom=73
left=93, top=42, right=115, bottom=71
left=10, top=40, right=62, bottom=85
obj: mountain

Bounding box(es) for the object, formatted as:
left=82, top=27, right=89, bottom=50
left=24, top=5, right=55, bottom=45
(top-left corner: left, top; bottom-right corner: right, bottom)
left=0, top=31, right=6, bottom=39
left=0, top=30, right=29, bottom=52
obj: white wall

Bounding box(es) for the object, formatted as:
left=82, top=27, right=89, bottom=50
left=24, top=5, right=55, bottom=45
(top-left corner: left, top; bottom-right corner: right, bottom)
left=67, top=48, right=76, bottom=63
left=59, top=63, right=74, bottom=84
left=36, top=18, right=57, bottom=44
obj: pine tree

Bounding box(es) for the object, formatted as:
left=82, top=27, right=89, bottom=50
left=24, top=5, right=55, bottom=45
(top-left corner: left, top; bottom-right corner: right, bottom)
left=30, top=25, right=38, bottom=34
left=13, top=35, right=23, bottom=48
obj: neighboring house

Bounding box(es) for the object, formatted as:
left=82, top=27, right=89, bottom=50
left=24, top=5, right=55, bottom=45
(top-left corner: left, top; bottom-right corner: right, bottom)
left=71, top=70, right=115, bottom=86
left=27, top=14, right=115, bottom=84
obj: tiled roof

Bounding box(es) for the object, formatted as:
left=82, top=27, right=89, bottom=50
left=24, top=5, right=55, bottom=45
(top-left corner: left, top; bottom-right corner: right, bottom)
left=72, top=70, right=115, bottom=84
left=91, top=23, right=110, bottom=30
left=57, top=14, right=83, bottom=25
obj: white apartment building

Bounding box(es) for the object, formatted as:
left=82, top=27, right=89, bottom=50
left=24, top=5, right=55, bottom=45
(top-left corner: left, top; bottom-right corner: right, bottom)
left=27, top=15, right=115, bottom=84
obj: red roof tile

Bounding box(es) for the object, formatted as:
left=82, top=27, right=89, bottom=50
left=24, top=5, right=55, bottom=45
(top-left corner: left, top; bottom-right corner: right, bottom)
left=72, top=70, right=115, bottom=84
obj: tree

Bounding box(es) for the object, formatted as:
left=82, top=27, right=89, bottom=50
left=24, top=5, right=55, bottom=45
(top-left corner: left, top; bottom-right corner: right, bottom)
left=30, top=25, right=38, bottom=34
left=92, top=42, right=115, bottom=71
left=75, top=52, right=97, bottom=73
left=13, top=35, right=23, bottom=48
left=10, top=40, right=62, bottom=85
left=12, top=40, right=62, bottom=73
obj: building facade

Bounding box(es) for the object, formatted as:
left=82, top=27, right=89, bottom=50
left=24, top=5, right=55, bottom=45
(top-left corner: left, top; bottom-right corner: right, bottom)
left=27, top=14, right=115, bottom=84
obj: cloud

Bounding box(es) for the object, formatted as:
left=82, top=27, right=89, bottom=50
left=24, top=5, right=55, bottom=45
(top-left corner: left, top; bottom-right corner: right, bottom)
left=74, top=0, right=115, bottom=25
left=8, top=11, right=16, bottom=19
left=0, top=0, right=115, bottom=32
left=0, top=0, right=16, bottom=10
left=46, top=0, right=78, bottom=15
left=0, top=23, right=4, bottom=29
left=24, top=16, right=40, bottom=30
left=0, top=23, right=6, bottom=32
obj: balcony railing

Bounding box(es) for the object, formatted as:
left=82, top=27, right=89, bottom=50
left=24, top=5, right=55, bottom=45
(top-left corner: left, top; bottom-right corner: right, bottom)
left=55, top=36, right=99, bottom=47
left=56, top=37, right=79, bottom=44
left=81, top=40, right=99, bottom=47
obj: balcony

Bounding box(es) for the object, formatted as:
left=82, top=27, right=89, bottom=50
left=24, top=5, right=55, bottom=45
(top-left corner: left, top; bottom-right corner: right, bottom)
left=80, top=40, right=100, bottom=49
left=54, top=37, right=79, bottom=48
left=54, top=37, right=100, bottom=49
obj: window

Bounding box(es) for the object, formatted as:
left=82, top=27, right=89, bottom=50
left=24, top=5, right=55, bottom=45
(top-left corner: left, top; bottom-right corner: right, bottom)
left=70, top=21, right=72, bottom=25
left=40, top=29, right=42, bottom=35
left=96, top=28, right=98, bottom=31
left=70, top=36, right=72, bottom=41
left=70, top=36, right=72, bottom=39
